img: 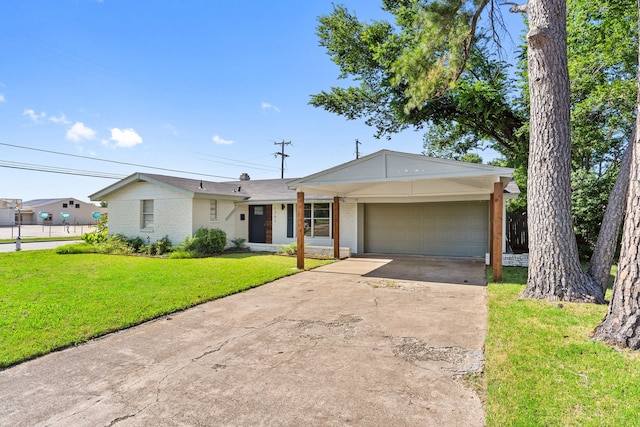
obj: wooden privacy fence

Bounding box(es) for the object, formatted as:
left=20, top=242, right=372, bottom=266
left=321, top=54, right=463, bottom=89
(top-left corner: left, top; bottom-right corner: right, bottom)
left=507, top=213, right=529, bottom=253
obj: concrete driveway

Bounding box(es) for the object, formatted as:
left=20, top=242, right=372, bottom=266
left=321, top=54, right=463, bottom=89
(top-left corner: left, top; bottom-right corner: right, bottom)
left=0, top=256, right=487, bottom=426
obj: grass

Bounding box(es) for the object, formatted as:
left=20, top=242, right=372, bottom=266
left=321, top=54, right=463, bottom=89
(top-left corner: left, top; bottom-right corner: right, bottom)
left=0, top=250, right=332, bottom=368
left=485, top=267, right=640, bottom=426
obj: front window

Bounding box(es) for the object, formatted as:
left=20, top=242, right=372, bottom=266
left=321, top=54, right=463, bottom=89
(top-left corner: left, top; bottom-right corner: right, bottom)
left=141, top=199, right=154, bottom=229
left=304, top=203, right=330, bottom=237
left=210, top=200, right=218, bottom=221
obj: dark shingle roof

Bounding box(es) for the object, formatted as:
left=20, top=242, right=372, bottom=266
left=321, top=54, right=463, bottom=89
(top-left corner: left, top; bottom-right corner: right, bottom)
left=90, top=172, right=331, bottom=202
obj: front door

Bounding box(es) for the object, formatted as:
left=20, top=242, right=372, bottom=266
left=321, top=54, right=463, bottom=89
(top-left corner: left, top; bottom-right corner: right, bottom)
left=249, top=205, right=267, bottom=243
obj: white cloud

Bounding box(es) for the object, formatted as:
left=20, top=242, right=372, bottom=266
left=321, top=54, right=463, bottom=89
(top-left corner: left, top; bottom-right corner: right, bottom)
left=163, top=124, right=178, bottom=136
left=109, top=128, right=143, bottom=148
left=49, top=113, right=70, bottom=124
left=23, top=109, right=46, bottom=123
left=66, top=122, right=97, bottom=141
left=0, top=94, right=5, bottom=103
left=212, top=134, right=234, bottom=145
left=261, top=102, right=281, bottom=113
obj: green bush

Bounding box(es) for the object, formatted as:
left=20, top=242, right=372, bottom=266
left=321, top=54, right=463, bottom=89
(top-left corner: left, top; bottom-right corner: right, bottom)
left=125, top=236, right=145, bottom=252
left=56, top=242, right=99, bottom=254
left=278, top=242, right=297, bottom=256
left=167, top=248, right=195, bottom=259
left=183, top=228, right=227, bottom=256
left=96, top=236, right=133, bottom=255
left=230, top=237, right=247, bottom=250
left=152, top=235, right=173, bottom=255
left=82, top=214, right=109, bottom=244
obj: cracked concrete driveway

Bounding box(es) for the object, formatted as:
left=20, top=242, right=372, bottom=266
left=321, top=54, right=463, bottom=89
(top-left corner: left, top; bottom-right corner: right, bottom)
left=0, top=256, right=488, bottom=426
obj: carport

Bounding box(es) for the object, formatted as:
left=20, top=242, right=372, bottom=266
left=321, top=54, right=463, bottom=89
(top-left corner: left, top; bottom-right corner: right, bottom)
left=288, top=150, right=518, bottom=281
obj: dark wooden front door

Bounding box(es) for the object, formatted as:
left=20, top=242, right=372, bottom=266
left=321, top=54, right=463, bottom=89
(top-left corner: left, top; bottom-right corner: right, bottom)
left=249, top=205, right=269, bottom=243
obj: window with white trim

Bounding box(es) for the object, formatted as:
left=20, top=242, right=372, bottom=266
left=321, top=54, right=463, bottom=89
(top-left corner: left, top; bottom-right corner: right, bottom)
left=210, top=200, right=218, bottom=221
left=304, top=203, right=330, bottom=237
left=141, top=199, right=154, bottom=229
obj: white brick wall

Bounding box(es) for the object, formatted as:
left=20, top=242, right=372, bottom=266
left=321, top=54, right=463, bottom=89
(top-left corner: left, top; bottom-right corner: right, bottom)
left=192, top=198, right=236, bottom=245
left=339, top=202, right=357, bottom=253
left=105, top=182, right=192, bottom=245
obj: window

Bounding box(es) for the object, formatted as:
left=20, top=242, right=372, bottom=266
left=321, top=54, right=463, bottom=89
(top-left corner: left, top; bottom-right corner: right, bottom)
left=75, top=204, right=80, bottom=208
left=141, top=200, right=154, bottom=229
left=62, top=203, right=68, bottom=208
left=304, top=203, right=330, bottom=237
left=210, top=200, right=218, bottom=221
left=286, top=204, right=294, bottom=238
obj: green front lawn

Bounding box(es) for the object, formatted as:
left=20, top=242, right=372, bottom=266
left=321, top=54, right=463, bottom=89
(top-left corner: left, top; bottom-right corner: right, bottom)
left=0, top=251, right=331, bottom=368
left=485, top=267, right=640, bottom=426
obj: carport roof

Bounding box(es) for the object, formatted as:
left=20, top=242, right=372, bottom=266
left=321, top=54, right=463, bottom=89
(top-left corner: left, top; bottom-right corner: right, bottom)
left=288, top=150, right=517, bottom=200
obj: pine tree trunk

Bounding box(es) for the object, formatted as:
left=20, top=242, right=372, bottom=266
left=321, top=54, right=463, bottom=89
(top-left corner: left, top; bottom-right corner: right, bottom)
left=588, top=131, right=634, bottom=293
left=592, top=137, right=640, bottom=347
left=520, top=0, right=605, bottom=303
left=592, top=0, right=640, bottom=349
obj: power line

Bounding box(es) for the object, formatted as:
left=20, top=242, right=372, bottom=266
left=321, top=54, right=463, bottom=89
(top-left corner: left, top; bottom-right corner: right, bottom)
left=0, top=160, right=127, bottom=179
left=273, top=140, right=291, bottom=179
left=194, top=151, right=279, bottom=172
left=0, top=142, right=236, bottom=180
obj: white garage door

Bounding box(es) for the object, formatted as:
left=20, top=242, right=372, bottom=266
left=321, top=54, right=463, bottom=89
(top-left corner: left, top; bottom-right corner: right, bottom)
left=364, top=201, right=488, bottom=257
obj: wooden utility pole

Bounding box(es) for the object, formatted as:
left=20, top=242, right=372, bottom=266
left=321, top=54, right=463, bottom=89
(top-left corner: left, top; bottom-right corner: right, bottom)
left=274, top=140, right=291, bottom=179
left=355, top=139, right=361, bottom=159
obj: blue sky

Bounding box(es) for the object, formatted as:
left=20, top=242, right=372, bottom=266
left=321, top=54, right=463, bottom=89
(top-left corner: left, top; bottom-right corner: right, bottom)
left=0, top=1, right=525, bottom=203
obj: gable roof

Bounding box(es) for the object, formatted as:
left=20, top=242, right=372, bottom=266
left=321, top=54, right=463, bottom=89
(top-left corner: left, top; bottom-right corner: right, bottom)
left=89, top=151, right=518, bottom=203
left=89, top=173, right=247, bottom=201
left=288, top=149, right=517, bottom=198
left=23, top=198, right=94, bottom=207
left=89, top=173, right=332, bottom=203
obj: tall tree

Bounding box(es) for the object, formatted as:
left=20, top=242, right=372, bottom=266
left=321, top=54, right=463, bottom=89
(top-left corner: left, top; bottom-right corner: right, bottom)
left=310, top=1, right=526, bottom=152
left=568, top=0, right=637, bottom=281
left=588, top=137, right=633, bottom=292
left=592, top=0, right=640, bottom=348
left=311, top=1, right=631, bottom=302
left=516, top=0, right=603, bottom=302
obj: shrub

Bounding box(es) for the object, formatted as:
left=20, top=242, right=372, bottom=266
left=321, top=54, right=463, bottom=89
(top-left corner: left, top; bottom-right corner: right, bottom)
left=278, top=242, right=297, bottom=256
left=56, top=242, right=99, bottom=254
left=183, top=228, right=227, bottom=256
left=82, top=214, right=109, bottom=244
left=82, top=227, right=108, bottom=244
left=152, top=235, right=173, bottom=255
left=167, top=248, right=195, bottom=259
left=125, top=236, right=145, bottom=252
left=230, top=237, right=247, bottom=251
left=96, top=236, right=133, bottom=255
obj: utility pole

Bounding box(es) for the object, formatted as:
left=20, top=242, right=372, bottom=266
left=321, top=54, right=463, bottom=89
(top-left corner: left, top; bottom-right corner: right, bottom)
left=355, top=139, right=362, bottom=159
left=274, top=140, right=291, bottom=179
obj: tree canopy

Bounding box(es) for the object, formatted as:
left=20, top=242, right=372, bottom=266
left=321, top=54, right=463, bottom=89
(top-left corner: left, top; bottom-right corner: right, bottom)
left=311, top=0, right=637, bottom=260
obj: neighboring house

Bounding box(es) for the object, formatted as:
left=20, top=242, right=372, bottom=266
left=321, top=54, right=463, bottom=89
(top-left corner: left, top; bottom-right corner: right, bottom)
left=20, top=198, right=106, bottom=225
left=0, top=199, right=22, bottom=226
left=89, top=150, right=518, bottom=260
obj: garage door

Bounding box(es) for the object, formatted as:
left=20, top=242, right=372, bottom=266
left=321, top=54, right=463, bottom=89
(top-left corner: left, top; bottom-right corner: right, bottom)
left=364, top=201, right=488, bottom=257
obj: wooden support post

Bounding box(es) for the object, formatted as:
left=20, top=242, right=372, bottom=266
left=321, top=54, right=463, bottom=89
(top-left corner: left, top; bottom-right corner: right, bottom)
left=333, top=196, right=340, bottom=259
left=489, top=191, right=494, bottom=267
left=296, top=192, right=305, bottom=270
left=492, top=181, right=503, bottom=282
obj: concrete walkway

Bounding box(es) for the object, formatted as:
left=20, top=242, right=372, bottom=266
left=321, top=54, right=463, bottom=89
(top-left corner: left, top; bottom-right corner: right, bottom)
left=0, top=256, right=488, bottom=426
